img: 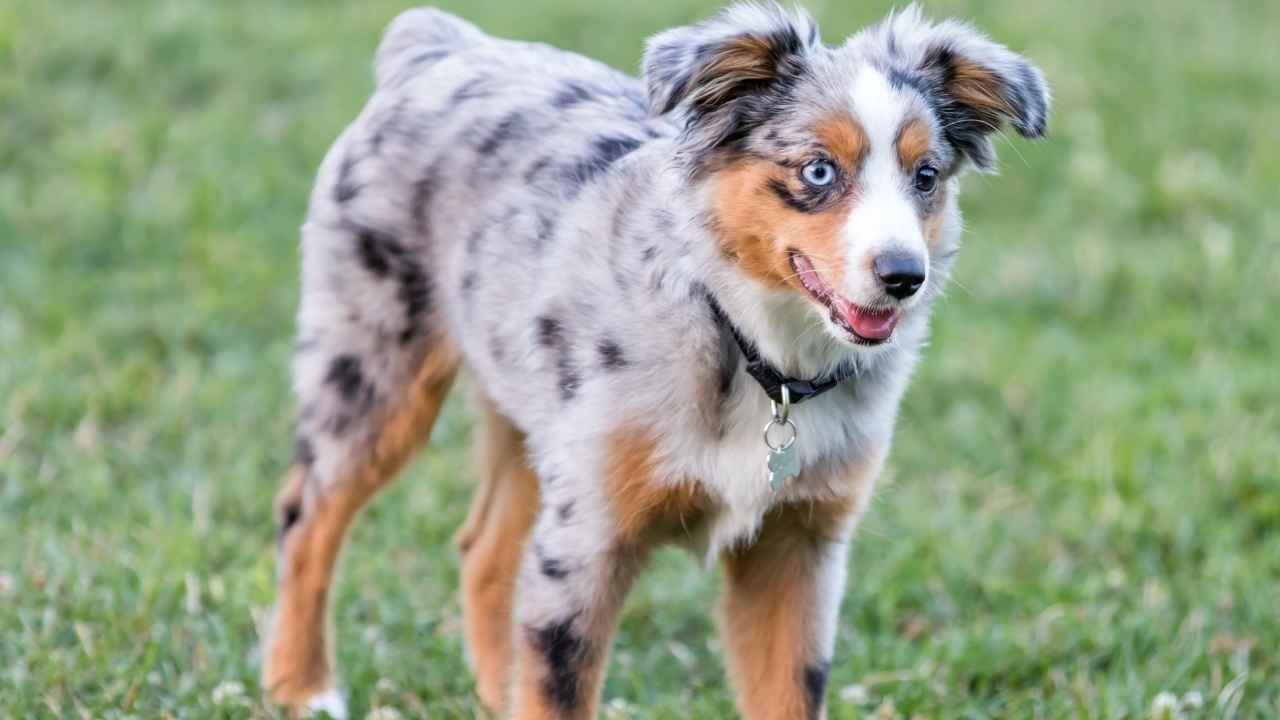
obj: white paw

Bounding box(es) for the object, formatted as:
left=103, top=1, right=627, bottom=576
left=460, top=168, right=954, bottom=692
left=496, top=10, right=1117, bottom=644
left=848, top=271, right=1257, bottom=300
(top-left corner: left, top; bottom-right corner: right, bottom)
left=305, top=687, right=348, bottom=719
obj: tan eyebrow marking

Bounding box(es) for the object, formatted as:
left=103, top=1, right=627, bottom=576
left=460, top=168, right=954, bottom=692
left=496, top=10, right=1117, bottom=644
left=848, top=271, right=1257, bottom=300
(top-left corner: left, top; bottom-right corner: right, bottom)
left=813, top=113, right=869, bottom=170
left=896, top=118, right=932, bottom=170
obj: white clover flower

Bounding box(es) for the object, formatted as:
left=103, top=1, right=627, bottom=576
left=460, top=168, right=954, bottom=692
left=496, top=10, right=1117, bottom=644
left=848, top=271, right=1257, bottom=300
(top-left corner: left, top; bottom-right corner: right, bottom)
left=211, top=680, right=246, bottom=706
left=1149, top=691, right=1180, bottom=720
left=839, top=684, right=870, bottom=705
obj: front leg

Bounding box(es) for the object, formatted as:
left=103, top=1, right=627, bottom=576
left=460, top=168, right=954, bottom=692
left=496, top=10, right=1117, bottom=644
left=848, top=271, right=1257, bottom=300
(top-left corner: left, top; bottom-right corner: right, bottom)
left=507, top=496, right=647, bottom=720
left=720, top=498, right=859, bottom=720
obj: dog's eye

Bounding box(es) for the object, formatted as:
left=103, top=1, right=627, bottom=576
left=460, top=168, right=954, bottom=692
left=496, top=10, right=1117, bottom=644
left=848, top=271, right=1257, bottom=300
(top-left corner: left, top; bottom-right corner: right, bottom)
left=914, top=164, right=939, bottom=194
left=801, top=159, right=837, bottom=188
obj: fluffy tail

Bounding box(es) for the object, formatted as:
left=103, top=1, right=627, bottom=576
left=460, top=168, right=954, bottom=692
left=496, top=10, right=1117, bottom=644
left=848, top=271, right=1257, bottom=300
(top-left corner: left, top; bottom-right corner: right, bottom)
left=375, top=7, right=486, bottom=89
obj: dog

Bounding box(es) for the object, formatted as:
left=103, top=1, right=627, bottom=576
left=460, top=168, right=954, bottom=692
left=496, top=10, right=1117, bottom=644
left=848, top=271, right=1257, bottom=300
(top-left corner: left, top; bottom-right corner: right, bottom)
left=262, top=3, right=1049, bottom=717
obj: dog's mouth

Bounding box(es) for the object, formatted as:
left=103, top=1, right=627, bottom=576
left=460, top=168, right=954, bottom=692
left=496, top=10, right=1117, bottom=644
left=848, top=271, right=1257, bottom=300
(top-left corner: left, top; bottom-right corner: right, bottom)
left=788, top=251, right=899, bottom=344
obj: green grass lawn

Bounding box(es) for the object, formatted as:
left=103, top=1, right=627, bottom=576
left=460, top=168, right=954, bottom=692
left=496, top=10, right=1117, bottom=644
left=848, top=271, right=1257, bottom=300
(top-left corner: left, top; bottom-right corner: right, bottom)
left=2, top=0, right=1278, bottom=717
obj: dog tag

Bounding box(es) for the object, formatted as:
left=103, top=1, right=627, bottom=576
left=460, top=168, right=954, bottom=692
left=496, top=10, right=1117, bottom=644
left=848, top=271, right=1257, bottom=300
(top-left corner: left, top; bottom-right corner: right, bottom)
left=767, top=442, right=800, bottom=492
left=763, top=386, right=799, bottom=493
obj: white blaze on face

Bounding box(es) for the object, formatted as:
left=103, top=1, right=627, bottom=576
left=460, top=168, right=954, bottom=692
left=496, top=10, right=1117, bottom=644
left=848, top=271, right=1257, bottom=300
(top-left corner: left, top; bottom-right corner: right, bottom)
left=840, top=66, right=928, bottom=304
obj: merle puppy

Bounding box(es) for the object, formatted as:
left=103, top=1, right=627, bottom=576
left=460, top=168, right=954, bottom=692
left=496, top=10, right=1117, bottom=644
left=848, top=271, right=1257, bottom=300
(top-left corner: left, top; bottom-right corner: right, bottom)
left=262, top=4, right=1049, bottom=718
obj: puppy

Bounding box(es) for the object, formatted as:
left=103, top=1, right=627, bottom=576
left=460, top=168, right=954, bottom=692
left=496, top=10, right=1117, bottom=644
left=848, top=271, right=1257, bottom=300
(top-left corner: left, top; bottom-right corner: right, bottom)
left=262, top=4, right=1049, bottom=718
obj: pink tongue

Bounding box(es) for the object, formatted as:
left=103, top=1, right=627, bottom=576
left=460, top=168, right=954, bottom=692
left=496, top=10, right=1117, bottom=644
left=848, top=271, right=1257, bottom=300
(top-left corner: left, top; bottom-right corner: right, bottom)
left=833, top=297, right=899, bottom=340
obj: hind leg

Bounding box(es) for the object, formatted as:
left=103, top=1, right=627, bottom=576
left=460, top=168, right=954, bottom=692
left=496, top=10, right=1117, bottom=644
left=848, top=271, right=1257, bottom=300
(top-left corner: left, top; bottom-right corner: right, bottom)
left=263, top=196, right=459, bottom=713
left=455, top=396, right=540, bottom=713
left=265, top=344, right=457, bottom=714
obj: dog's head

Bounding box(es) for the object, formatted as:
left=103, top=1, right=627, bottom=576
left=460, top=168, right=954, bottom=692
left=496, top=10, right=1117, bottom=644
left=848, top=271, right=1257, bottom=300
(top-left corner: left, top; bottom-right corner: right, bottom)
left=645, top=3, right=1049, bottom=348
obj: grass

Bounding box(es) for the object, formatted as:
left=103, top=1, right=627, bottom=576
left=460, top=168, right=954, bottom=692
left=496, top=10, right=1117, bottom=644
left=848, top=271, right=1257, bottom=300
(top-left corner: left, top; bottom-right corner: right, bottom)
left=1, top=0, right=1278, bottom=717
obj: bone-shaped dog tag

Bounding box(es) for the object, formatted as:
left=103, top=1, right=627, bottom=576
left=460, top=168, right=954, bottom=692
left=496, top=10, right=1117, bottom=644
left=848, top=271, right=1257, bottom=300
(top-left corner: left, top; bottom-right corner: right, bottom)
left=767, top=443, right=799, bottom=492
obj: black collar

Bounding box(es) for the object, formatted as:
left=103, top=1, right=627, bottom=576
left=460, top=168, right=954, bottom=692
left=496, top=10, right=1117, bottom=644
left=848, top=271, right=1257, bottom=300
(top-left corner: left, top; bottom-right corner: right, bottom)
left=707, top=295, right=858, bottom=405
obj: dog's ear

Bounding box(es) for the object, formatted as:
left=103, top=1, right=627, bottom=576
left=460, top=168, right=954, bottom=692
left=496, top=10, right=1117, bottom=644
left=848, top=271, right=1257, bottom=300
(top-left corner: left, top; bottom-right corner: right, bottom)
left=643, top=3, right=820, bottom=158
left=863, top=6, right=1051, bottom=169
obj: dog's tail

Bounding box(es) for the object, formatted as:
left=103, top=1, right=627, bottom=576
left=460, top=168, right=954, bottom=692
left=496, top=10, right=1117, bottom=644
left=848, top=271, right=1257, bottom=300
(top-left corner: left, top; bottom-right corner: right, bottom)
left=375, top=7, right=486, bottom=89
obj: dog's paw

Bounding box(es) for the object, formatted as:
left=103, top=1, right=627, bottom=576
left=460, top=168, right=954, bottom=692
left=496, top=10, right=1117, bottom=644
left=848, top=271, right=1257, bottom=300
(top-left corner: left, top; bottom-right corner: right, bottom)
left=303, top=687, right=348, bottom=719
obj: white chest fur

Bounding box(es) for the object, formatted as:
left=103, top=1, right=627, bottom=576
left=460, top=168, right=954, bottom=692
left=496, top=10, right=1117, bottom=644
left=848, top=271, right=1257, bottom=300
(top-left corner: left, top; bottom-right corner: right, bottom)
left=654, top=356, right=909, bottom=560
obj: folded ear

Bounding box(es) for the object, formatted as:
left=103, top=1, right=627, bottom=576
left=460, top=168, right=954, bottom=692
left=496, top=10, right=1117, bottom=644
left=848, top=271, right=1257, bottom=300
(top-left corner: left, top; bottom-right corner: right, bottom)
left=862, top=6, right=1051, bottom=169
left=643, top=2, right=821, bottom=161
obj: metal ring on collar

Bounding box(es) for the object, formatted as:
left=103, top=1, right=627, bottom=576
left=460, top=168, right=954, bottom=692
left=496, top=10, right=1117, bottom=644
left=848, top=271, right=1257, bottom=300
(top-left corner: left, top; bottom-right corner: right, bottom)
left=762, top=417, right=797, bottom=452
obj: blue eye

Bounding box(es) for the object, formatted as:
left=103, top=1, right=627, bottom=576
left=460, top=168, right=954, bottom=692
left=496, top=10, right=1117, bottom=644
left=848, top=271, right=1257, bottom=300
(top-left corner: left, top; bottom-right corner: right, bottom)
left=801, top=159, right=837, bottom=187
left=914, top=164, right=939, bottom=194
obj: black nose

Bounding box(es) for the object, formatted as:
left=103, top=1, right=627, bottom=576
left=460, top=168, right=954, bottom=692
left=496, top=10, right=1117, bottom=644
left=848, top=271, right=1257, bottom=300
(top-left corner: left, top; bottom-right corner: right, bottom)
left=873, top=253, right=926, bottom=299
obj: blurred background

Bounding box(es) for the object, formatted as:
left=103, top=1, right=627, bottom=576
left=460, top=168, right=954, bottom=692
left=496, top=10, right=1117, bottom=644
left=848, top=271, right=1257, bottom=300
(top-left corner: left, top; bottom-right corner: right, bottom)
left=1, top=0, right=1277, bottom=717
